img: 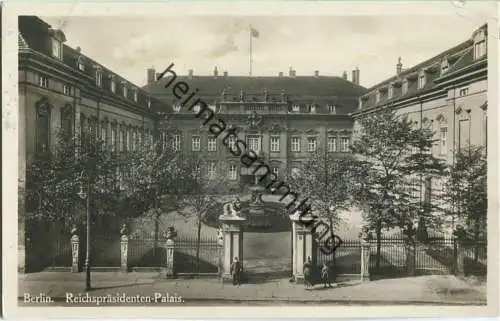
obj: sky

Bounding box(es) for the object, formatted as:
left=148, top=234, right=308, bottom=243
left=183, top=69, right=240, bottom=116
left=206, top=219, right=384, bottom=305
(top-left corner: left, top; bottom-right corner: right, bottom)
left=41, top=6, right=491, bottom=89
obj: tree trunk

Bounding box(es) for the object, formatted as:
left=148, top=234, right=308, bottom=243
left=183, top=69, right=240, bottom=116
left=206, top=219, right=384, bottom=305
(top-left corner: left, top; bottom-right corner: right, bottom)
left=195, top=217, right=202, bottom=273
left=376, top=220, right=382, bottom=269
left=474, top=217, right=480, bottom=262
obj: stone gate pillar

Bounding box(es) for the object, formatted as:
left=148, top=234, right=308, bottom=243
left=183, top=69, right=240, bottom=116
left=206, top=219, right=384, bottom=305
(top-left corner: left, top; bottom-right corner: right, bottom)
left=219, top=214, right=246, bottom=281
left=290, top=212, right=314, bottom=283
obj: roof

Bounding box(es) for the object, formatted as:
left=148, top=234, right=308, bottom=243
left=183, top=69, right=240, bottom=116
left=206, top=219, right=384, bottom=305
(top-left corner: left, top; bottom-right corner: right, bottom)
left=18, top=16, right=168, bottom=114
left=143, top=74, right=367, bottom=115
left=359, top=24, right=487, bottom=112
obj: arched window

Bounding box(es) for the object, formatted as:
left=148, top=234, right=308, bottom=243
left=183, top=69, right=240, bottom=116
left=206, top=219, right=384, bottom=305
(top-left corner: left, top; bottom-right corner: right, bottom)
left=36, top=100, right=51, bottom=153
left=60, top=104, right=73, bottom=141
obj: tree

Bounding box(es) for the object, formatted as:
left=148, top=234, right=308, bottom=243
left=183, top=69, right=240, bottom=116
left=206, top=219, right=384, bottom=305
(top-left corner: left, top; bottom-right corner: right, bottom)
left=286, top=148, right=357, bottom=257
left=181, top=153, right=228, bottom=272
left=350, top=107, right=446, bottom=271
left=443, top=145, right=487, bottom=261
left=123, top=131, right=184, bottom=259
left=25, top=131, right=117, bottom=231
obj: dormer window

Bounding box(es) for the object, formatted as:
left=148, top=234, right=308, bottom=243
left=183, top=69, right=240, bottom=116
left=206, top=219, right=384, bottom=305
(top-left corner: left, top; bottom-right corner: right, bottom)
left=292, top=104, right=300, bottom=112
left=95, top=70, right=102, bottom=87
left=375, top=91, right=381, bottom=103
left=173, top=103, right=181, bottom=112
left=123, top=85, right=128, bottom=99
left=77, top=57, right=85, bottom=71
left=310, top=104, right=316, bottom=113
left=133, top=90, right=138, bottom=102
left=441, top=58, right=449, bottom=74
left=110, top=78, right=116, bottom=93
left=388, top=85, right=394, bottom=99
left=402, top=79, right=408, bottom=95
left=328, top=105, right=336, bottom=114
left=473, top=29, right=487, bottom=60
left=52, top=39, right=62, bottom=59
left=418, top=73, right=426, bottom=89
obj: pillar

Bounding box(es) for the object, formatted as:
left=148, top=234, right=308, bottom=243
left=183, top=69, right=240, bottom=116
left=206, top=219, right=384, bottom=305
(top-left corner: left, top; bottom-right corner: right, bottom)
left=70, top=226, right=79, bottom=273
left=289, top=212, right=314, bottom=283
left=360, top=235, right=370, bottom=282
left=219, top=214, right=246, bottom=282
left=120, top=224, right=129, bottom=273
left=165, top=227, right=177, bottom=278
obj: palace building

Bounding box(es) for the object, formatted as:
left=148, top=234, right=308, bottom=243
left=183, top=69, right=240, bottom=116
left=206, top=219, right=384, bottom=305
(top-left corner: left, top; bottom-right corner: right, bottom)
left=142, top=67, right=367, bottom=189
left=18, top=16, right=170, bottom=271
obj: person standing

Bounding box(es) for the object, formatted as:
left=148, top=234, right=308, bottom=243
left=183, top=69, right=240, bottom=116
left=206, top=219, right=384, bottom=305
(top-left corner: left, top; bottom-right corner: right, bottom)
left=303, top=256, right=313, bottom=290
left=230, top=257, right=241, bottom=286
left=321, top=263, right=332, bottom=288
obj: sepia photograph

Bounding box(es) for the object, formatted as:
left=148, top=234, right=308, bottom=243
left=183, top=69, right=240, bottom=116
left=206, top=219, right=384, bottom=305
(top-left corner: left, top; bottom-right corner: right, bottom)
left=2, top=1, right=498, bottom=318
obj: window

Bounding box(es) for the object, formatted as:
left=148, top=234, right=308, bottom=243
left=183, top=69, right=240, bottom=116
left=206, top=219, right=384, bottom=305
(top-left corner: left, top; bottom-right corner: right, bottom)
left=173, top=135, right=181, bottom=151
left=52, top=40, right=62, bottom=59
left=340, top=137, right=350, bottom=152
left=328, top=136, right=337, bottom=152
left=418, top=74, right=426, bottom=89
left=208, top=137, right=217, bottom=152
left=459, top=87, right=469, bottom=96
left=133, top=90, right=138, bottom=102
left=292, top=104, right=300, bottom=112
left=39, top=75, right=48, bottom=88
left=291, top=137, right=300, bottom=152
left=101, top=123, right=107, bottom=145
left=474, top=40, right=486, bottom=59
left=270, top=136, right=280, bottom=152
left=402, top=80, right=408, bottom=95
left=192, top=104, right=200, bottom=113
left=388, top=85, right=393, bottom=99
left=227, top=136, right=236, bottom=150
left=126, top=129, right=131, bottom=151
left=328, top=105, right=336, bottom=114
left=441, top=59, right=449, bottom=73
left=173, top=103, right=181, bottom=112
left=111, top=125, right=117, bottom=152
left=307, top=137, right=317, bottom=152
left=110, top=80, right=116, bottom=93
left=60, top=106, right=73, bottom=140
left=132, top=130, right=137, bottom=151
left=36, top=103, right=50, bottom=153
left=77, top=58, right=85, bottom=71
left=63, top=84, right=71, bottom=96
left=310, top=105, right=316, bottom=113
left=147, top=99, right=152, bottom=109
left=192, top=136, right=201, bottom=151
left=123, top=86, right=128, bottom=99
left=246, top=135, right=261, bottom=152
left=96, top=71, right=102, bottom=87
left=207, top=161, right=216, bottom=180
left=229, top=164, right=237, bottom=180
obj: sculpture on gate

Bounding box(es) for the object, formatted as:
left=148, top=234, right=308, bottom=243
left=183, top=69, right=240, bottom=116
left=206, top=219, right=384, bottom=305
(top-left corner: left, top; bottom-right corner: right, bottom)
left=223, top=197, right=242, bottom=217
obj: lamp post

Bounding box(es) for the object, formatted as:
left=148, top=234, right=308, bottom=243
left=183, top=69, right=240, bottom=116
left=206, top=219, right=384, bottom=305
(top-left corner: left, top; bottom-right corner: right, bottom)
left=78, top=175, right=92, bottom=291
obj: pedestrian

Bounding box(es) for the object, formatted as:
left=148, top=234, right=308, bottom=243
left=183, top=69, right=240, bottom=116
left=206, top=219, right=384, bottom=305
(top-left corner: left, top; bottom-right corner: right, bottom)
left=321, top=263, right=332, bottom=288
left=230, top=257, right=241, bottom=286
left=303, top=256, right=313, bottom=290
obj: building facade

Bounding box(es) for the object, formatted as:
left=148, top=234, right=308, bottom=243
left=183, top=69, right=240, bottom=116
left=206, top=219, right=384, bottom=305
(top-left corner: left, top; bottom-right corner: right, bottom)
left=143, top=67, right=366, bottom=189
left=18, top=16, right=170, bottom=271
left=353, top=24, right=488, bottom=233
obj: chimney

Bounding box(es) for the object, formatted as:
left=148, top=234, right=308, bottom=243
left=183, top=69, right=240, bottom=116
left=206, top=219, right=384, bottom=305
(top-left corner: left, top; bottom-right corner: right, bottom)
left=147, top=67, right=155, bottom=84
left=75, top=46, right=81, bottom=53
left=289, top=66, right=293, bottom=76
left=213, top=66, right=218, bottom=77
left=223, top=71, right=228, bottom=77
left=352, top=69, right=356, bottom=84
left=314, top=70, right=319, bottom=77
left=278, top=71, right=284, bottom=77
left=188, top=69, right=194, bottom=78
left=342, top=71, right=347, bottom=80
left=355, top=67, right=360, bottom=85
left=396, top=57, right=403, bottom=75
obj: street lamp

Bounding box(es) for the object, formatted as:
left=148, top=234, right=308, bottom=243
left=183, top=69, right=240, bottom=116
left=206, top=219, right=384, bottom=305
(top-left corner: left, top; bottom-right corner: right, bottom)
left=78, top=177, right=92, bottom=291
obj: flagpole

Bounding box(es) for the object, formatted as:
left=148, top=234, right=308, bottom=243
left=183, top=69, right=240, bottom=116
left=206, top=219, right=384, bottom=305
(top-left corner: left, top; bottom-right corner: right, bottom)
left=249, top=24, right=253, bottom=77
